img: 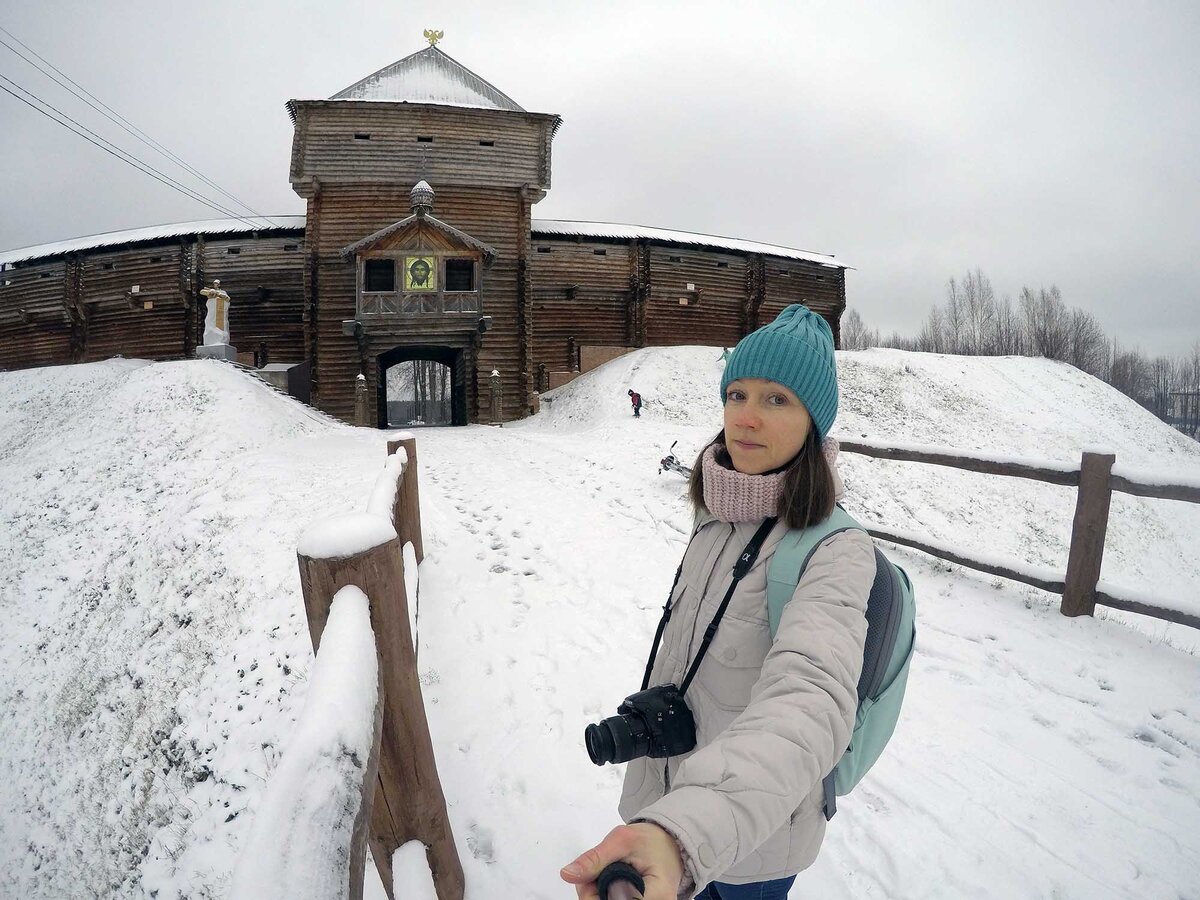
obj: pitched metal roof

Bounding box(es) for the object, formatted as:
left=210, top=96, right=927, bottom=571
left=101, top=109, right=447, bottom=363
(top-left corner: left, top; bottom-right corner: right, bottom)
left=330, top=46, right=525, bottom=111
left=530, top=220, right=850, bottom=269
left=0, top=216, right=305, bottom=267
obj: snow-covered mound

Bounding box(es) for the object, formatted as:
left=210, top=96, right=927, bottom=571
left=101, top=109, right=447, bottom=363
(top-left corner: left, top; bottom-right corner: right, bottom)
left=1, top=351, right=1198, bottom=899
left=533, top=347, right=1200, bottom=609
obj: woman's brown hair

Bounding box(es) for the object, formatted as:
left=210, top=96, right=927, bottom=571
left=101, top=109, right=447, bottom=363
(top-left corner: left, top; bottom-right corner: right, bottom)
left=687, top=427, right=836, bottom=529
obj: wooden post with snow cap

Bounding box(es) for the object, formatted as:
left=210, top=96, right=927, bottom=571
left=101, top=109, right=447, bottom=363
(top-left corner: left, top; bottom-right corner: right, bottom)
left=1061, top=449, right=1117, bottom=618
left=355, top=373, right=369, bottom=427
left=297, top=519, right=463, bottom=898
left=489, top=368, right=502, bottom=425
left=386, top=434, right=424, bottom=563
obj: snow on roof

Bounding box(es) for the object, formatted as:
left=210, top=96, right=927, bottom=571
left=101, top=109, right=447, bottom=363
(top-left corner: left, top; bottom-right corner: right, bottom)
left=0, top=216, right=306, bottom=267
left=529, top=219, right=850, bottom=269
left=329, top=46, right=525, bottom=112
left=1, top=214, right=846, bottom=270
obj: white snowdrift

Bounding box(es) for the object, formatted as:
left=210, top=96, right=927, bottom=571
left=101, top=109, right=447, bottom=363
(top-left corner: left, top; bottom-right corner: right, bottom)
left=0, top=349, right=1197, bottom=900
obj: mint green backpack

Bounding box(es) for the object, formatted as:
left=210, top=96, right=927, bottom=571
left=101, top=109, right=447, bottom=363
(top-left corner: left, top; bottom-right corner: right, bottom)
left=766, top=506, right=916, bottom=819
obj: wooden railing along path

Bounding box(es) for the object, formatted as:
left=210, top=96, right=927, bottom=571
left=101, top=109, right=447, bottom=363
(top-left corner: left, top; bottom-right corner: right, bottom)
left=839, top=441, right=1200, bottom=631
left=232, top=435, right=460, bottom=900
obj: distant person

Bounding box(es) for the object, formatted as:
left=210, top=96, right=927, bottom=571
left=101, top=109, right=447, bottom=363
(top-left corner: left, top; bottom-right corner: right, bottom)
left=628, top=388, right=643, bottom=418
left=565, top=305, right=875, bottom=900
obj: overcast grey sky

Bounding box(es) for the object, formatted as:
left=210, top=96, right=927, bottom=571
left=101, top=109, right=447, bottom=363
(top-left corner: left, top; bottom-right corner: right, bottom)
left=1, top=0, right=1197, bottom=355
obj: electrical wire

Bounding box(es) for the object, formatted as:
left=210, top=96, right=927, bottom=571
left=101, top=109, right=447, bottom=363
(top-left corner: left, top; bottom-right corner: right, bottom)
left=0, top=72, right=265, bottom=227
left=0, top=24, right=274, bottom=227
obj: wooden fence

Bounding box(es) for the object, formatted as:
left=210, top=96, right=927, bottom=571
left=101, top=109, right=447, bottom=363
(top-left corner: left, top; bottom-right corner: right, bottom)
left=837, top=442, right=1200, bottom=631
left=286, top=435, right=459, bottom=900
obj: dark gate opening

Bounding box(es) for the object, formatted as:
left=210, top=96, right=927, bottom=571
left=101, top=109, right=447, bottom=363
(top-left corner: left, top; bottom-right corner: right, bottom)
left=378, top=344, right=468, bottom=427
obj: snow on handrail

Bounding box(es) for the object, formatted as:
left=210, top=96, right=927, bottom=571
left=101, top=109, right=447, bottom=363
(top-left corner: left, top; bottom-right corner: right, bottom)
left=228, top=586, right=380, bottom=900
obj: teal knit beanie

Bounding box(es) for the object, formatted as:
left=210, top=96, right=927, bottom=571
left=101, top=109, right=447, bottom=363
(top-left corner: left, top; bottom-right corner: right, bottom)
left=720, top=304, right=839, bottom=438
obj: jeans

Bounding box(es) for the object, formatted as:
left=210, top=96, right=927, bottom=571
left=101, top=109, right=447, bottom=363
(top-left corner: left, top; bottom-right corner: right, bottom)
left=694, top=875, right=796, bottom=899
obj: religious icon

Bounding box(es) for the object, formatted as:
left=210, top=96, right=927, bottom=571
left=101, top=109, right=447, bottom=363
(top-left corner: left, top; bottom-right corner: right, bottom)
left=404, top=256, right=437, bottom=292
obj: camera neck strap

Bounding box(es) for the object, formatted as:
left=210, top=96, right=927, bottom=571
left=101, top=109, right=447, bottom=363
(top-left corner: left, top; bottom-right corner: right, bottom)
left=641, top=517, right=778, bottom=694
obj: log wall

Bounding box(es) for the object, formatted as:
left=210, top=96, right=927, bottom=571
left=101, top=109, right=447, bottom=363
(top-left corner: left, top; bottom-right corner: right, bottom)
left=289, top=102, right=558, bottom=195
left=0, top=233, right=305, bottom=371
left=528, top=239, right=632, bottom=373
left=0, top=258, right=72, bottom=368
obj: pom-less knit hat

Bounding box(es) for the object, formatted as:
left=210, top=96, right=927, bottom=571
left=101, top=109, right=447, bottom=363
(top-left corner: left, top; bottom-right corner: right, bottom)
left=720, top=303, right=839, bottom=438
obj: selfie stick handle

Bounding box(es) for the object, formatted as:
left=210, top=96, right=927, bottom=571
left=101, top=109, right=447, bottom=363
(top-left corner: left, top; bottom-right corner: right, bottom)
left=598, top=861, right=645, bottom=900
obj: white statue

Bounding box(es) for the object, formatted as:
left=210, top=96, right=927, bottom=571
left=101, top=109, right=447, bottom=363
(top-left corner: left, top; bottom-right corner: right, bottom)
left=200, top=280, right=232, bottom=346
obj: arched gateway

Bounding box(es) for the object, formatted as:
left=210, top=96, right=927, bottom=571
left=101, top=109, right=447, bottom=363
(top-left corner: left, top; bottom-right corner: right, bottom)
left=379, top=344, right=467, bottom=427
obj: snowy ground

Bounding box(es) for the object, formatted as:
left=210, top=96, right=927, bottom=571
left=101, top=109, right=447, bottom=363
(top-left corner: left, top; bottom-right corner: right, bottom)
left=0, top=349, right=1197, bottom=899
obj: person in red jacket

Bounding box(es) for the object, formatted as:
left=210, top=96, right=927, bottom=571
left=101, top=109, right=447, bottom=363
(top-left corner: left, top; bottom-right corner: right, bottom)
left=628, top=389, right=643, bottom=418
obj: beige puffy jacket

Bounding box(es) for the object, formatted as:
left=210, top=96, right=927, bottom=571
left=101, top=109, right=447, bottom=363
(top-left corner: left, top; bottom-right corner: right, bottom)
left=618, top=511, right=874, bottom=891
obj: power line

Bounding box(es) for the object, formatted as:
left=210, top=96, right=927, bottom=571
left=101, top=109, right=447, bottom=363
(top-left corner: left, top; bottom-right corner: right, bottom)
left=0, top=24, right=274, bottom=227
left=0, top=73, right=263, bottom=227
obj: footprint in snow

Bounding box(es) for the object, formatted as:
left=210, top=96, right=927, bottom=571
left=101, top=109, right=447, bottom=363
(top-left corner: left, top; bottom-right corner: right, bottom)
left=466, top=823, right=496, bottom=863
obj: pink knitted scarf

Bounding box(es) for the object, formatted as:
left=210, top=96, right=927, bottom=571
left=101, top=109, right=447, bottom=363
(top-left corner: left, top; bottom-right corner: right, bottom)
left=701, top=438, right=842, bottom=524
left=701, top=443, right=786, bottom=523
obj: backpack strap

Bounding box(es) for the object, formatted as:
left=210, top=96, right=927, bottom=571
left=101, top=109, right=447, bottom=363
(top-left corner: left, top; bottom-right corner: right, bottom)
left=765, top=506, right=863, bottom=637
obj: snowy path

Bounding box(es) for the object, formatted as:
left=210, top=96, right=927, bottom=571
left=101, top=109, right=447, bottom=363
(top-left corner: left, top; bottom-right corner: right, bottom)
left=410, top=423, right=1200, bottom=900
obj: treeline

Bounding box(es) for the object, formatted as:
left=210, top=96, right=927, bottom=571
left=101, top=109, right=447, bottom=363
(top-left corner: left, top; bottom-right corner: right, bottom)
left=843, top=269, right=1200, bottom=439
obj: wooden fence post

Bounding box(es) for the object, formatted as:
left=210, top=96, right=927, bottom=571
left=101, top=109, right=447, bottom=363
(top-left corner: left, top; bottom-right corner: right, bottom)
left=355, top=373, right=369, bottom=427
left=1061, top=451, right=1116, bottom=617
left=298, top=527, right=464, bottom=900
left=489, top=369, right=502, bottom=425
left=386, top=437, right=424, bottom=563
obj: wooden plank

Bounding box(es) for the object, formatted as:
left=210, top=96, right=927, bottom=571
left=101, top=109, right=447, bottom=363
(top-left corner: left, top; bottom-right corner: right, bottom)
left=868, top=527, right=1066, bottom=594
left=839, top=441, right=1082, bottom=486
left=1061, top=451, right=1116, bottom=617
left=1094, top=592, right=1200, bottom=631
left=297, top=534, right=463, bottom=900
left=1109, top=475, right=1200, bottom=504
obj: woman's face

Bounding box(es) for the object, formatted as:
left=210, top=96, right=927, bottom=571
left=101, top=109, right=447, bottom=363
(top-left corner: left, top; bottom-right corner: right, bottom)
left=723, top=378, right=812, bottom=474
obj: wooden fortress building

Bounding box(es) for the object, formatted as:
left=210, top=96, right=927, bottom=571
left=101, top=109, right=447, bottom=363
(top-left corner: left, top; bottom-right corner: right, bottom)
left=0, top=41, right=851, bottom=426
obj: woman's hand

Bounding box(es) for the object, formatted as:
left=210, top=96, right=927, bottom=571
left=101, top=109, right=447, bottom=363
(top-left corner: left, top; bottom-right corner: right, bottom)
left=561, top=822, right=685, bottom=899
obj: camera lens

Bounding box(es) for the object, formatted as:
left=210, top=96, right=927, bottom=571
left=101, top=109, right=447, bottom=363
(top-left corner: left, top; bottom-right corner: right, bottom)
left=585, top=714, right=650, bottom=765
left=585, top=722, right=616, bottom=765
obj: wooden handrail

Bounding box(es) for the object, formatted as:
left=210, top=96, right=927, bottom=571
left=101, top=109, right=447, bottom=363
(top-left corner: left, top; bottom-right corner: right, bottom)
left=838, top=442, right=1200, bottom=631
left=291, top=438, right=462, bottom=899
left=864, top=526, right=1065, bottom=595
left=838, top=440, right=1081, bottom=486
left=1109, top=474, right=1200, bottom=504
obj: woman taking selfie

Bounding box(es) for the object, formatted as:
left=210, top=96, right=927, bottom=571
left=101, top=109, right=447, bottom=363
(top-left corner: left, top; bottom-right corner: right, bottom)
left=562, top=304, right=875, bottom=899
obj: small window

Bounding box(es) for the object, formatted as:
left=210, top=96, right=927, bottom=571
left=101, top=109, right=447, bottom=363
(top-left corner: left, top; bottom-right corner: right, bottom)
left=149, top=256, right=162, bottom=263
left=593, top=249, right=607, bottom=256
left=102, top=262, right=115, bottom=271
left=445, top=258, right=476, bottom=292
left=39, top=272, right=51, bottom=278
left=536, top=246, right=552, bottom=254
left=479, top=139, right=495, bottom=147
left=416, top=136, right=433, bottom=143
left=776, top=268, right=789, bottom=276
left=716, top=261, right=729, bottom=268
left=226, top=247, right=241, bottom=255
left=669, top=255, right=682, bottom=263
left=283, top=244, right=299, bottom=252
left=354, top=132, right=371, bottom=141
left=364, top=259, right=395, bottom=292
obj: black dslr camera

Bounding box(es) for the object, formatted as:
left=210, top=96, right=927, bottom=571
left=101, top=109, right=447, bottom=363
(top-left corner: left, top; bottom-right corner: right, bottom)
left=585, top=684, right=696, bottom=766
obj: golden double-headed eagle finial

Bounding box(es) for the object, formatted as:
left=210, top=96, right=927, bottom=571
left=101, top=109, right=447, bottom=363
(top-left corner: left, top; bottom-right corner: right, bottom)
left=424, top=29, right=444, bottom=47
